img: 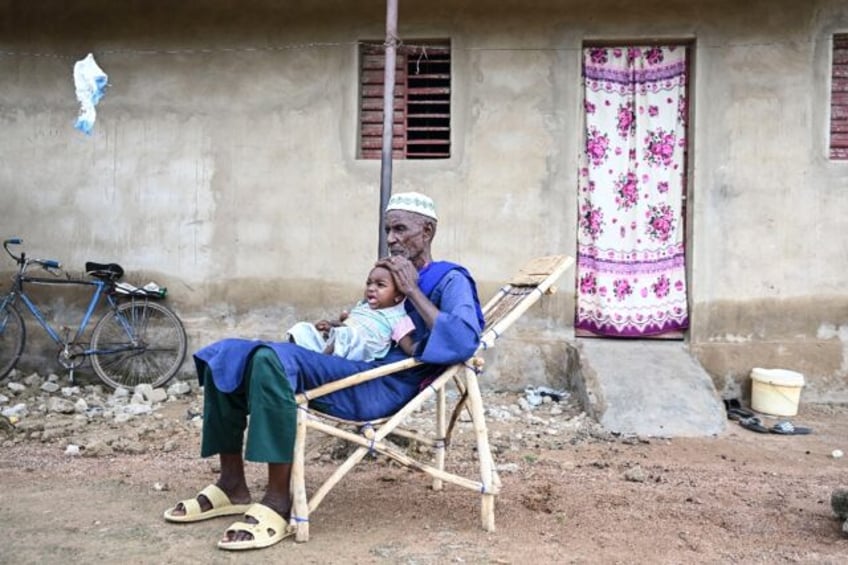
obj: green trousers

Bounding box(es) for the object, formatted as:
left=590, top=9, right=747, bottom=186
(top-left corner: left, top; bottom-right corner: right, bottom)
left=200, top=347, right=297, bottom=463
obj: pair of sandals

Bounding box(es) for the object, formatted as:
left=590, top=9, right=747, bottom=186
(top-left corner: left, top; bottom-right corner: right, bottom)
left=163, top=484, right=294, bottom=551
left=738, top=416, right=812, bottom=435
left=725, top=399, right=812, bottom=435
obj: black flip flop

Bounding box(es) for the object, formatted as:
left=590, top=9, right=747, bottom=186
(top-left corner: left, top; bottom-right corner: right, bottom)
left=727, top=407, right=756, bottom=421
left=724, top=399, right=756, bottom=421
left=739, top=416, right=770, bottom=433
left=770, top=421, right=813, bottom=435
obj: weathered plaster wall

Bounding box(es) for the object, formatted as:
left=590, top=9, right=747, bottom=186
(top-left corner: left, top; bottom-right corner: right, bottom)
left=1, top=1, right=846, bottom=398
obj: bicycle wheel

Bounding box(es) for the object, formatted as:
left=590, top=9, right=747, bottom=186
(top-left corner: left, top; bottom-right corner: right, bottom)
left=0, top=301, right=25, bottom=380
left=90, top=300, right=187, bottom=389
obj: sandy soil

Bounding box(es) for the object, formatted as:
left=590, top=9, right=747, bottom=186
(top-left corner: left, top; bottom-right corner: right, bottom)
left=1, top=391, right=847, bottom=565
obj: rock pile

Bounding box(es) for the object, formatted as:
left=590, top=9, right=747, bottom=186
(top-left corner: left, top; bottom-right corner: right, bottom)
left=1, top=367, right=610, bottom=460
left=0, top=368, right=199, bottom=455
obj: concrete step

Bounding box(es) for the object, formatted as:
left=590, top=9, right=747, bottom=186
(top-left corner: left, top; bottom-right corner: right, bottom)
left=574, top=338, right=726, bottom=437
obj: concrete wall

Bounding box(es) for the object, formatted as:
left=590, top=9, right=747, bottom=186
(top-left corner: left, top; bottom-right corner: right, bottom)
left=1, top=0, right=846, bottom=399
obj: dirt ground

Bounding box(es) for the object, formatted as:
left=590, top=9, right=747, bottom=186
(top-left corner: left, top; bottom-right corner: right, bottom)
left=1, top=388, right=847, bottom=565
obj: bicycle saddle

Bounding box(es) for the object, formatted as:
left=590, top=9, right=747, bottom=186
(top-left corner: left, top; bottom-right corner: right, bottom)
left=85, top=262, right=125, bottom=281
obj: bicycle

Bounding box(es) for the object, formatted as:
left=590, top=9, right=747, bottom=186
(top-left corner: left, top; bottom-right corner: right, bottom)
left=0, top=238, right=187, bottom=389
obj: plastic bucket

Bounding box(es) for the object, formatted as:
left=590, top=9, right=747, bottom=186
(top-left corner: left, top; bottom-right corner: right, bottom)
left=750, top=368, right=805, bottom=416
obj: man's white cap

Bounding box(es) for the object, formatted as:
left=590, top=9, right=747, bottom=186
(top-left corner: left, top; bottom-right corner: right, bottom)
left=385, top=191, right=438, bottom=221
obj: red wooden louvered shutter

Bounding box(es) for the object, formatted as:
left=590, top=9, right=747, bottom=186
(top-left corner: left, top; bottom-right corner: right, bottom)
left=404, top=44, right=451, bottom=159
left=831, top=34, right=848, bottom=160
left=358, top=41, right=451, bottom=160
left=359, top=43, right=406, bottom=159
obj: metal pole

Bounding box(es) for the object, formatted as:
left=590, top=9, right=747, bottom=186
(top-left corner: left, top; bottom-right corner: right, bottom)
left=378, top=0, right=398, bottom=258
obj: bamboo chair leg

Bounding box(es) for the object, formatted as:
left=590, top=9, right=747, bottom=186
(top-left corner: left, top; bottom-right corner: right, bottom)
left=291, top=407, right=310, bottom=542
left=465, top=369, right=496, bottom=532
left=433, top=384, right=446, bottom=491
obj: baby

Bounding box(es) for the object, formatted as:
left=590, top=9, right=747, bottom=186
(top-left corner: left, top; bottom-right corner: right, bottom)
left=286, top=265, right=415, bottom=361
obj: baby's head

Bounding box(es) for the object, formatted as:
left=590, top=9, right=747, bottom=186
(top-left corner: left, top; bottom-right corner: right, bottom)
left=364, top=265, right=405, bottom=310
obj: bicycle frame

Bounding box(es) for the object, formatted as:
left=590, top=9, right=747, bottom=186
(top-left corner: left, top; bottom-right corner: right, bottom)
left=9, top=273, right=114, bottom=350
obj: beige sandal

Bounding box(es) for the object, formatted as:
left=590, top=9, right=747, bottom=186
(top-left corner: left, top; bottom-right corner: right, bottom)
left=163, top=484, right=251, bottom=523
left=217, top=503, right=294, bottom=551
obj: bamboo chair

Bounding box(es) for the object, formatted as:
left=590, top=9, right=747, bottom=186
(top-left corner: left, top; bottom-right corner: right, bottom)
left=289, top=255, right=575, bottom=542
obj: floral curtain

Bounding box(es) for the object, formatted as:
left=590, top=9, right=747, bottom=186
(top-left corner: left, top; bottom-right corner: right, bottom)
left=575, top=46, right=689, bottom=337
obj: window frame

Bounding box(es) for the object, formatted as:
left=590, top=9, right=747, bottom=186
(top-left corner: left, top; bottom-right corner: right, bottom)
left=357, top=39, right=452, bottom=160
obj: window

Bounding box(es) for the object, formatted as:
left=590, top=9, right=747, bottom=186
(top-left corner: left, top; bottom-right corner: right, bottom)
left=831, top=34, right=848, bottom=160
left=358, top=40, right=451, bottom=159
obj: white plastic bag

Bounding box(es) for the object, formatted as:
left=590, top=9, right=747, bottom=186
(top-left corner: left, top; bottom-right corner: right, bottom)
left=73, top=53, right=108, bottom=134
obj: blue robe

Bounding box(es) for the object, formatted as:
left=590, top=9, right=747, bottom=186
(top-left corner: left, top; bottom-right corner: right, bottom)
left=194, top=262, right=483, bottom=421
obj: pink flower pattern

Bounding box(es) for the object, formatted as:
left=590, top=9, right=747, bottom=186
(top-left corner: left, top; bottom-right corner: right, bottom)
left=579, top=200, right=605, bottom=239
left=644, top=128, right=677, bottom=168
left=616, top=103, right=636, bottom=138
left=576, top=45, right=689, bottom=336
left=585, top=126, right=610, bottom=167
left=579, top=272, right=598, bottom=295
left=613, top=279, right=633, bottom=301
left=614, top=171, right=640, bottom=210
left=651, top=274, right=671, bottom=298
left=646, top=204, right=676, bottom=242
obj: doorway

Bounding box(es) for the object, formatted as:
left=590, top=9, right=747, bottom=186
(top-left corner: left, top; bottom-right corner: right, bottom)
left=575, top=44, right=691, bottom=338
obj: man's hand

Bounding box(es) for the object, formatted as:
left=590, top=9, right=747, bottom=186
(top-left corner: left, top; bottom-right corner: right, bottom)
left=376, top=256, right=419, bottom=295
left=376, top=256, right=439, bottom=329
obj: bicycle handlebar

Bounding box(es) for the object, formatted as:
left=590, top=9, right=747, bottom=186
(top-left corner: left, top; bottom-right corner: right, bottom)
left=3, top=237, right=23, bottom=263
left=3, top=237, right=63, bottom=272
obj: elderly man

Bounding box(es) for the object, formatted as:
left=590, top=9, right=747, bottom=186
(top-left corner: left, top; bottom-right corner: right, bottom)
left=164, top=192, right=484, bottom=551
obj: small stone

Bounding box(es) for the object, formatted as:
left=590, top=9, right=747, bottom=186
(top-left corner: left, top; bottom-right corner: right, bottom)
left=166, top=381, right=191, bottom=396
left=148, top=388, right=168, bottom=404
left=65, top=444, right=81, bottom=456
left=124, top=404, right=153, bottom=416
left=83, top=439, right=114, bottom=458
left=134, top=383, right=155, bottom=401
left=40, top=382, right=60, bottom=393
left=496, top=463, right=519, bottom=473
left=1, top=403, right=27, bottom=418
left=46, top=397, right=75, bottom=414
left=624, top=466, right=646, bottom=483
left=130, top=392, right=149, bottom=406
left=22, top=373, right=42, bottom=387
left=832, top=449, right=844, bottom=459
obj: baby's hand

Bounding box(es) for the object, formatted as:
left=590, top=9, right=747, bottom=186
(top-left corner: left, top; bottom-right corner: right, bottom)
left=314, top=320, right=332, bottom=338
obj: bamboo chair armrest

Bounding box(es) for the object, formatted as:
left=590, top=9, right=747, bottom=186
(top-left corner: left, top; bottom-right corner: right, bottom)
left=295, top=357, right=422, bottom=404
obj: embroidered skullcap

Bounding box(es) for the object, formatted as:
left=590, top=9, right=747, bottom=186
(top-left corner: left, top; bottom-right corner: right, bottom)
left=385, top=192, right=438, bottom=221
